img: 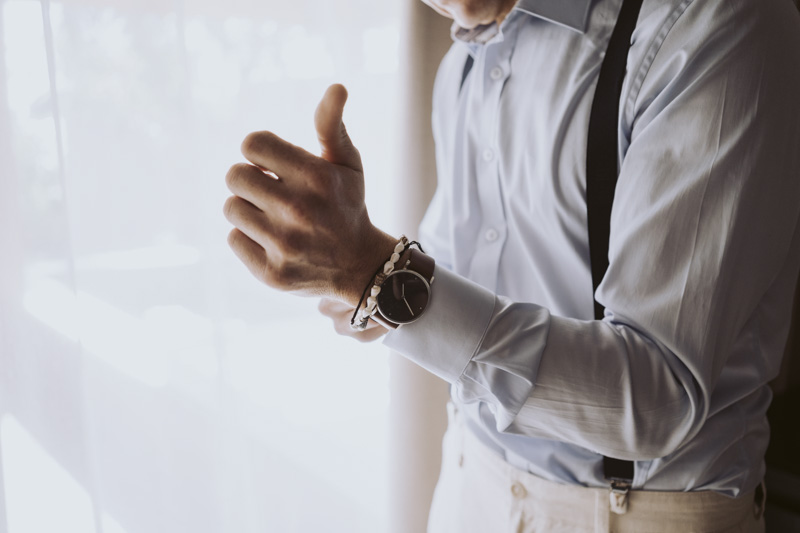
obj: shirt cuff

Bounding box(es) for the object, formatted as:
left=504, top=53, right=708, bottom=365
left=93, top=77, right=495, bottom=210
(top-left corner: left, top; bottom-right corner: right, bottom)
left=383, top=265, right=496, bottom=383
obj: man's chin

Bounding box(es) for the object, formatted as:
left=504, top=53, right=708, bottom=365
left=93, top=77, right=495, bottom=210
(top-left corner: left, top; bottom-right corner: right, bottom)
left=422, top=0, right=501, bottom=29
left=454, top=17, right=494, bottom=30
left=451, top=9, right=498, bottom=30
left=454, top=18, right=478, bottom=29
left=451, top=12, right=479, bottom=29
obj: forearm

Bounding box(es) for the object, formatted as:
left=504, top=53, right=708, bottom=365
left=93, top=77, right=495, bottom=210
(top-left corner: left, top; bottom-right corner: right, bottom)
left=384, top=266, right=702, bottom=459
left=506, top=312, right=698, bottom=460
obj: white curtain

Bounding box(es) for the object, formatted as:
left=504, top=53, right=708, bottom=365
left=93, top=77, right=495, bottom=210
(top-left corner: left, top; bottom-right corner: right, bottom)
left=0, top=0, right=427, bottom=531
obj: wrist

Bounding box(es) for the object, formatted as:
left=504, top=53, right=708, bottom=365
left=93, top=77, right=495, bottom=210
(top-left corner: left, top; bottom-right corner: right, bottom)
left=336, top=228, right=398, bottom=308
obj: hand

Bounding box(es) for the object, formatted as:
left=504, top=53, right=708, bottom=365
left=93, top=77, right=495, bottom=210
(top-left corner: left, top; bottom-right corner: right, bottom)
left=318, top=298, right=388, bottom=343
left=224, top=84, right=396, bottom=306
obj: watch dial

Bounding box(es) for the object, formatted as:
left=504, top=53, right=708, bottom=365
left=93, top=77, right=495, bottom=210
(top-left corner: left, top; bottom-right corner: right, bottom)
left=377, top=270, right=430, bottom=324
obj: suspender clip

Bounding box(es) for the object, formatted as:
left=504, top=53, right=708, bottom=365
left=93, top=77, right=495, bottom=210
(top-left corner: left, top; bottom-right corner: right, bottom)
left=609, top=479, right=631, bottom=515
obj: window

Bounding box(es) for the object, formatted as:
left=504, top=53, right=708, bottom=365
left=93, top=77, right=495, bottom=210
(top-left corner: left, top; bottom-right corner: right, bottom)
left=0, top=0, right=402, bottom=530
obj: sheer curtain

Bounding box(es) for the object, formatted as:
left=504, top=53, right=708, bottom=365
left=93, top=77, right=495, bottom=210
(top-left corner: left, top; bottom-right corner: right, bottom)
left=0, top=0, right=448, bottom=531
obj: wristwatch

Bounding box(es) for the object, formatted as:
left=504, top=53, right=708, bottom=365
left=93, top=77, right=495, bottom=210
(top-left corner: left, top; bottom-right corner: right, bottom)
left=372, top=248, right=435, bottom=329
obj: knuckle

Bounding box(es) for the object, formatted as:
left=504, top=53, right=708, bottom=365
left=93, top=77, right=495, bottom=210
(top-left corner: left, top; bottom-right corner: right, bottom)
left=226, top=228, right=239, bottom=248
left=241, top=130, right=274, bottom=158
left=240, top=131, right=260, bottom=157
left=225, top=163, right=248, bottom=191
left=223, top=196, right=238, bottom=221
left=228, top=224, right=245, bottom=249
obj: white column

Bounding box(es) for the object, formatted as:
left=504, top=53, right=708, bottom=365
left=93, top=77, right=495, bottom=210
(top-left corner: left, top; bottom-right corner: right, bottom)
left=388, top=4, right=453, bottom=533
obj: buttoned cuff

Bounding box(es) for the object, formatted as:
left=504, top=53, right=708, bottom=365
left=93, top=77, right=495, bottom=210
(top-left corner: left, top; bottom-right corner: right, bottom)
left=383, top=265, right=496, bottom=383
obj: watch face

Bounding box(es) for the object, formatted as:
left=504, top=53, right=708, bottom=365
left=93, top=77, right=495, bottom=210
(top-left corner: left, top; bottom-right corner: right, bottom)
left=376, top=270, right=431, bottom=324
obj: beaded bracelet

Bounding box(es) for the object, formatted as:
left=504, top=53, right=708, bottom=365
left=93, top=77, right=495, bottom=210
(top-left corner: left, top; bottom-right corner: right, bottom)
left=350, top=236, right=409, bottom=331
left=350, top=236, right=425, bottom=331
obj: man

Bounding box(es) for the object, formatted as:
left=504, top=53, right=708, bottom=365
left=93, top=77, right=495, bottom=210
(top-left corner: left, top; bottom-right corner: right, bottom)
left=223, top=0, right=800, bottom=531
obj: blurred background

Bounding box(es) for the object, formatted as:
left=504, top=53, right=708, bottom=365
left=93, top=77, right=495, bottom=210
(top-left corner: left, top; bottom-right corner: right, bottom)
left=0, top=0, right=451, bottom=531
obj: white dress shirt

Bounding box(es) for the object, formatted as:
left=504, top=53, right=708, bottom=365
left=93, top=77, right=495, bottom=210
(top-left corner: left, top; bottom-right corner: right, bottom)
left=384, top=0, right=800, bottom=496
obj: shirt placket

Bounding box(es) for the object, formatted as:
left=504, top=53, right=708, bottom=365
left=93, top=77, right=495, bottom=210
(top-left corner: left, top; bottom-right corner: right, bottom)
left=466, top=38, right=514, bottom=292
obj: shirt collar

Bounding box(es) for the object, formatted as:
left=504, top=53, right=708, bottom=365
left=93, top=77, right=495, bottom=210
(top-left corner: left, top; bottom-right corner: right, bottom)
left=451, top=0, right=592, bottom=45
left=513, top=0, right=593, bottom=33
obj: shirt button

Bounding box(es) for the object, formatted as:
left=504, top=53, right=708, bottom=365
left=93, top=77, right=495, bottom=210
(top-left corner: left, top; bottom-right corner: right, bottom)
left=490, top=66, right=504, bottom=80
left=511, top=482, right=527, bottom=499
left=485, top=229, right=499, bottom=242
left=482, top=149, right=495, bottom=162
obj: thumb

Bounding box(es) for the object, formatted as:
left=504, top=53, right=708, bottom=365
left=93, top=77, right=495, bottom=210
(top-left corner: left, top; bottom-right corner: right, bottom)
left=314, top=84, right=362, bottom=170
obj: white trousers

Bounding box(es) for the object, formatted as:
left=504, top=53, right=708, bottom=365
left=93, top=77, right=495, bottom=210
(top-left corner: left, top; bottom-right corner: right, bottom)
left=428, top=406, right=765, bottom=533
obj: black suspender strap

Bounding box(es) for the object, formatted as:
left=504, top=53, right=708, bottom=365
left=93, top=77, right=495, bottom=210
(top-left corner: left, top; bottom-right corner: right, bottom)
left=587, top=0, right=644, bottom=512
left=587, top=0, right=643, bottom=320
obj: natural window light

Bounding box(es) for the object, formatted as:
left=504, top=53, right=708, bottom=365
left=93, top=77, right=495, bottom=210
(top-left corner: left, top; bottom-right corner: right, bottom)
left=1, top=0, right=402, bottom=531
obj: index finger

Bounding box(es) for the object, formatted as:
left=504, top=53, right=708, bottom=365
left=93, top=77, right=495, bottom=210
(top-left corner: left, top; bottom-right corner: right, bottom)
left=241, top=130, right=319, bottom=182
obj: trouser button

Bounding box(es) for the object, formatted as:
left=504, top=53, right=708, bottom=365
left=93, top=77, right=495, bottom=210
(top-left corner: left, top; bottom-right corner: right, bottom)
left=511, top=482, right=527, bottom=499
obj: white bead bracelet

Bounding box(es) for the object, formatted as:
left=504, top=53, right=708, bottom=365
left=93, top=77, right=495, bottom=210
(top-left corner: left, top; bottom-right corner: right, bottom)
left=351, top=236, right=409, bottom=331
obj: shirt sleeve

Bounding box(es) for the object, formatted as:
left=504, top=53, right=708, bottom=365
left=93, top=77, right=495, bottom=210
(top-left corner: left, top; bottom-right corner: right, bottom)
left=385, top=0, right=800, bottom=460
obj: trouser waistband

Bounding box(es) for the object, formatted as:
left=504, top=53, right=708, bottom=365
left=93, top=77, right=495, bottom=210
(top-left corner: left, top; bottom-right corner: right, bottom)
left=429, top=404, right=765, bottom=533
